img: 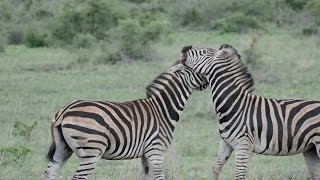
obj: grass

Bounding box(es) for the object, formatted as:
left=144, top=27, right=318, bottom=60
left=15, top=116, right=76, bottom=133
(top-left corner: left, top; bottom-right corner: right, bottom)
left=0, top=30, right=319, bottom=179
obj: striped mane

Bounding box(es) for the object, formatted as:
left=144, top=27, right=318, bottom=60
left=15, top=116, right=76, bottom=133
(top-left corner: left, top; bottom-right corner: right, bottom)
left=145, top=72, right=176, bottom=98
left=218, top=44, right=255, bottom=94
left=145, top=60, right=181, bottom=98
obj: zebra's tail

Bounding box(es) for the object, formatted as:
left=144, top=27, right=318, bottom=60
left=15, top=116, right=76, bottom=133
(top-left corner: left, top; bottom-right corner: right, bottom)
left=46, top=123, right=71, bottom=163
left=46, top=125, right=57, bottom=163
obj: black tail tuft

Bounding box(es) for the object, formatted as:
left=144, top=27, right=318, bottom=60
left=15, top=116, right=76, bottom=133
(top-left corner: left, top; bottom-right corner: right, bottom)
left=46, top=141, right=56, bottom=163
left=46, top=126, right=57, bottom=163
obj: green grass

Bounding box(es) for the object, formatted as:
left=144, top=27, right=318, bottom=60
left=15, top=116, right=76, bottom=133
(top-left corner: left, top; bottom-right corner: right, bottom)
left=0, top=30, right=319, bottom=179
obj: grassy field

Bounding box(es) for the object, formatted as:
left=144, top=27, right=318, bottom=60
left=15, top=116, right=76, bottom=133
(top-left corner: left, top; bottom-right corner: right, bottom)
left=0, top=30, right=320, bottom=179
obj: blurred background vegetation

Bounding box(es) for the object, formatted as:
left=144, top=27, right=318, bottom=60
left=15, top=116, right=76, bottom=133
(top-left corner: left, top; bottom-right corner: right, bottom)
left=0, top=0, right=319, bottom=61
left=1, top=0, right=320, bottom=179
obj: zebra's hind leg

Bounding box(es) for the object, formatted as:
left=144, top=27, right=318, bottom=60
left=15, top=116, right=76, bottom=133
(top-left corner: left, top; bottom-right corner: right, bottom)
left=71, top=142, right=106, bottom=180
left=44, top=126, right=73, bottom=180
left=304, top=146, right=320, bottom=180
left=144, top=152, right=165, bottom=180
left=213, top=140, right=233, bottom=180
left=141, top=155, right=153, bottom=180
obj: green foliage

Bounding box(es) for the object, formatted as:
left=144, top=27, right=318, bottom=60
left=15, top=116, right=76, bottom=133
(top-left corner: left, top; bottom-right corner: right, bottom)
left=181, top=7, right=204, bottom=27
left=0, top=33, right=6, bottom=53
left=7, top=30, right=23, bottom=45
left=243, top=33, right=262, bottom=68
left=305, top=0, right=320, bottom=24
left=286, top=0, right=308, bottom=10
left=212, top=13, right=261, bottom=33
left=0, top=145, right=30, bottom=165
left=74, top=49, right=92, bottom=64
left=12, top=121, right=37, bottom=141
left=302, top=26, right=319, bottom=36
left=24, top=28, right=49, bottom=48
left=114, top=12, right=170, bottom=60
left=72, top=33, right=97, bottom=49
left=52, top=0, right=127, bottom=43
left=93, top=46, right=120, bottom=64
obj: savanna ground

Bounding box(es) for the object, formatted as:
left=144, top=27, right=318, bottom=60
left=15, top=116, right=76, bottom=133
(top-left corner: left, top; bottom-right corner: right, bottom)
left=1, top=30, right=320, bottom=180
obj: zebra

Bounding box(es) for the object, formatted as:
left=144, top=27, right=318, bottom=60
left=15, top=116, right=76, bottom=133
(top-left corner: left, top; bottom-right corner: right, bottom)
left=43, top=62, right=208, bottom=180
left=180, top=44, right=320, bottom=180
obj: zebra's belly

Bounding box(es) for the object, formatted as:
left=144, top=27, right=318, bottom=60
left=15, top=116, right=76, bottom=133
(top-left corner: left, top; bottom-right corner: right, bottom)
left=253, top=141, right=314, bottom=156
left=101, top=139, right=146, bottom=160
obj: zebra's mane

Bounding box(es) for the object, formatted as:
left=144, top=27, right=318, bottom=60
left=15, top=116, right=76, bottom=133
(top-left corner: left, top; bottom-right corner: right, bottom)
left=219, top=44, right=255, bottom=93
left=145, top=61, right=180, bottom=98
left=145, top=73, right=177, bottom=98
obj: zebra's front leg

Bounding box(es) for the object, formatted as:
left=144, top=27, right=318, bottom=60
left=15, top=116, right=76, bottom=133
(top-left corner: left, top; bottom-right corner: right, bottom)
left=141, top=155, right=153, bottom=180
left=234, top=138, right=254, bottom=180
left=213, top=140, right=233, bottom=180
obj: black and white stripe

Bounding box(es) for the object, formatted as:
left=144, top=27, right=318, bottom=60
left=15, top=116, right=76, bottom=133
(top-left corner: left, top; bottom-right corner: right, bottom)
left=43, top=63, right=208, bottom=180
left=181, top=44, right=320, bottom=180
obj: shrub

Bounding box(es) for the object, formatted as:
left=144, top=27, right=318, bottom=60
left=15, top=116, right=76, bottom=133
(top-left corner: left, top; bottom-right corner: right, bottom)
left=114, top=12, right=170, bottom=60
left=7, top=30, right=23, bottom=45
left=212, top=13, right=261, bottom=33
left=12, top=121, right=37, bottom=141
left=72, top=33, right=97, bottom=49
left=52, top=0, right=127, bottom=44
left=75, top=49, right=92, bottom=64
left=286, top=0, right=308, bottom=10
left=0, top=33, right=6, bottom=52
left=302, top=26, right=318, bottom=36
left=0, top=145, right=30, bottom=165
left=93, top=51, right=120, bottom=64
left=243, top=32, right=262, bottom=68
left=305, top=0, right=320, bottom=24
left=24, top=28, right=49, bottom=48
left=181, top=7, right=204, bottom=27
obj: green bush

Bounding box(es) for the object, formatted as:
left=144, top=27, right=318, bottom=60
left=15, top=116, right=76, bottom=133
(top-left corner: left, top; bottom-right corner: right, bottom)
left=212, top=13, right=261, bottom=33
left=114, top=12, right=170, bottom=60
left=72, top=33, right=97, bottom=49
left=0, top=145, right=30, bottom=165
left=0, top=33, right=6, bottom=52
left=7, top=30, right=23, bottom=45
left=24, top=28, right=49, bottom=48
left=52, top=0, right=127, bottom=44
left=302, top=26, right=318, bottom=36
left=74, top=49, right=92, bottom=64
left=181, top=7, right=204, bottom=27
left=93, top=49, right=120, bottom=65
left=305, top=0, right=320, bottom=24
left=13, top=121, right=37, bottom=141
left=286, top=0, right=308, bottom=10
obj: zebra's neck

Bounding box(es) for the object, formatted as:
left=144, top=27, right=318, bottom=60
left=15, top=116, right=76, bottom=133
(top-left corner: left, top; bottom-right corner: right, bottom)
left=146, top=73, right=192, bottom=127
left=207, top=59, right=254, bottom=124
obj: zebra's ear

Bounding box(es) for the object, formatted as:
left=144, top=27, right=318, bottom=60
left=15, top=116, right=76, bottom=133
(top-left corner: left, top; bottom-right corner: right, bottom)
left=169, top=63, right=184, bottom=72
left=181, top=46, right=192, bottom=54
left=219, top=44, right=241, bottom=59
left=219, top=44, right=233, bottom=50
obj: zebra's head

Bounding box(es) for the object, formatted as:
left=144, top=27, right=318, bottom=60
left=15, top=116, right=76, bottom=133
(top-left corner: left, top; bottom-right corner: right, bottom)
left=181, top=44, right=254, bottom=93
left=180, top=45, right=218, bottom=76
left=168, top=63, right=208, bottom=91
